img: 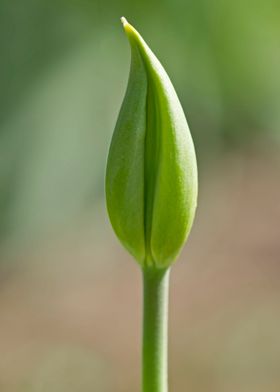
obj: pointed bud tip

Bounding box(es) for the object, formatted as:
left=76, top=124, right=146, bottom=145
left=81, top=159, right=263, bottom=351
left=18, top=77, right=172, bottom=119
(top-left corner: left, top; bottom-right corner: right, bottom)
left=120, top=17, right=128, bottom=26
left=120, top=17, right=140, bottom=42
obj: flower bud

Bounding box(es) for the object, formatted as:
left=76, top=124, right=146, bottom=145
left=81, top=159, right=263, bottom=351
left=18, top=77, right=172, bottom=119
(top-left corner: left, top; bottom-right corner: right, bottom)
left=106, top=18, right=198, bottom=269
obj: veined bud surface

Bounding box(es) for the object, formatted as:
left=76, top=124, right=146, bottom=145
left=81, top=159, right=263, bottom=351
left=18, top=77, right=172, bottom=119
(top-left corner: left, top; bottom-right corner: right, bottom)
left=106, top=18, right=198, bottom=269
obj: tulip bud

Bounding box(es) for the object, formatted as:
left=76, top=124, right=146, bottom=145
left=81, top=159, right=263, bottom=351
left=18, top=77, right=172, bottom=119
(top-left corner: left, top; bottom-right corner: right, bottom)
left=106, top=18, right=198, bottom=269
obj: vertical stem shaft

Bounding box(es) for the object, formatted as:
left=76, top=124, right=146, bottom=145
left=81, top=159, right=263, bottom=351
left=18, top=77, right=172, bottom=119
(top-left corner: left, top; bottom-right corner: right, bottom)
left=142, top=267, right=170, bottom=392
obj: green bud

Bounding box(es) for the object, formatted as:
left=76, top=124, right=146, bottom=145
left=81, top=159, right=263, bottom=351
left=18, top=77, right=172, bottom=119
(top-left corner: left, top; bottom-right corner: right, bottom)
left=106, top=18, right=198, bottom=269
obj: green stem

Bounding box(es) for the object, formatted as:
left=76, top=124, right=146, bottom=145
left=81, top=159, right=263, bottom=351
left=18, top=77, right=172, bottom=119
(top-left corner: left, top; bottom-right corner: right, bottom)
left=142, top=267, right=170, bottom=392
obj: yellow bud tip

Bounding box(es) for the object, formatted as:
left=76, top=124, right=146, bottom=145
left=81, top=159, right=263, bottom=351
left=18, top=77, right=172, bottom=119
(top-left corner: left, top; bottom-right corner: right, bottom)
left=120, top=16, right=128, bottom=26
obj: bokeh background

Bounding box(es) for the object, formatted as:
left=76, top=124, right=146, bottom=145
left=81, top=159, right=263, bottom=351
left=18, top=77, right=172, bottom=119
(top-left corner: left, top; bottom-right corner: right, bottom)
left=0, top=1, right=280, bottom=391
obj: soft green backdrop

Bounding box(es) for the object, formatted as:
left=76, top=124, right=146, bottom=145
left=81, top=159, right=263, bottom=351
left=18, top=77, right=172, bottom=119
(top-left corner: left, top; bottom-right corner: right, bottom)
left=1, top=0, right=279, bottom=245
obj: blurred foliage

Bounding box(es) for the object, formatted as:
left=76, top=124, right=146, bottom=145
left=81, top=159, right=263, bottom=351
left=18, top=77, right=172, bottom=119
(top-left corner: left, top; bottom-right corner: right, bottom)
left=21, top=346, right=111, bottom=392
left=0, top=0, right=279, bottom=245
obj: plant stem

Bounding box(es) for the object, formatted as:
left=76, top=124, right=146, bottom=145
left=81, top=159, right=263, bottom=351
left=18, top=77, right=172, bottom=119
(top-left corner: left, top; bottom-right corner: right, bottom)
left=142, top=267, right=170, bottom=392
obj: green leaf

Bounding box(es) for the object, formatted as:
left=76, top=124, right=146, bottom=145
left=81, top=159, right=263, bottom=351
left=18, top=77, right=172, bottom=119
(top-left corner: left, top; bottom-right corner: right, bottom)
left=106, top=18, right=198, bottom=269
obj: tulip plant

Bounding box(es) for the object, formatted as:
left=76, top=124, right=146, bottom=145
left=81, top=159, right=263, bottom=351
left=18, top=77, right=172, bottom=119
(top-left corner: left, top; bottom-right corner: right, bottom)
left=106, top=18, right=198, bottom=392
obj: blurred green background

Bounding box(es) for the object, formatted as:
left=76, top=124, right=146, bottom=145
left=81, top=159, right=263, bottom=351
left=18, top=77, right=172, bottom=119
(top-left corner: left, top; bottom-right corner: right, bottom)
left=0, top=1, right=279, bottom=391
